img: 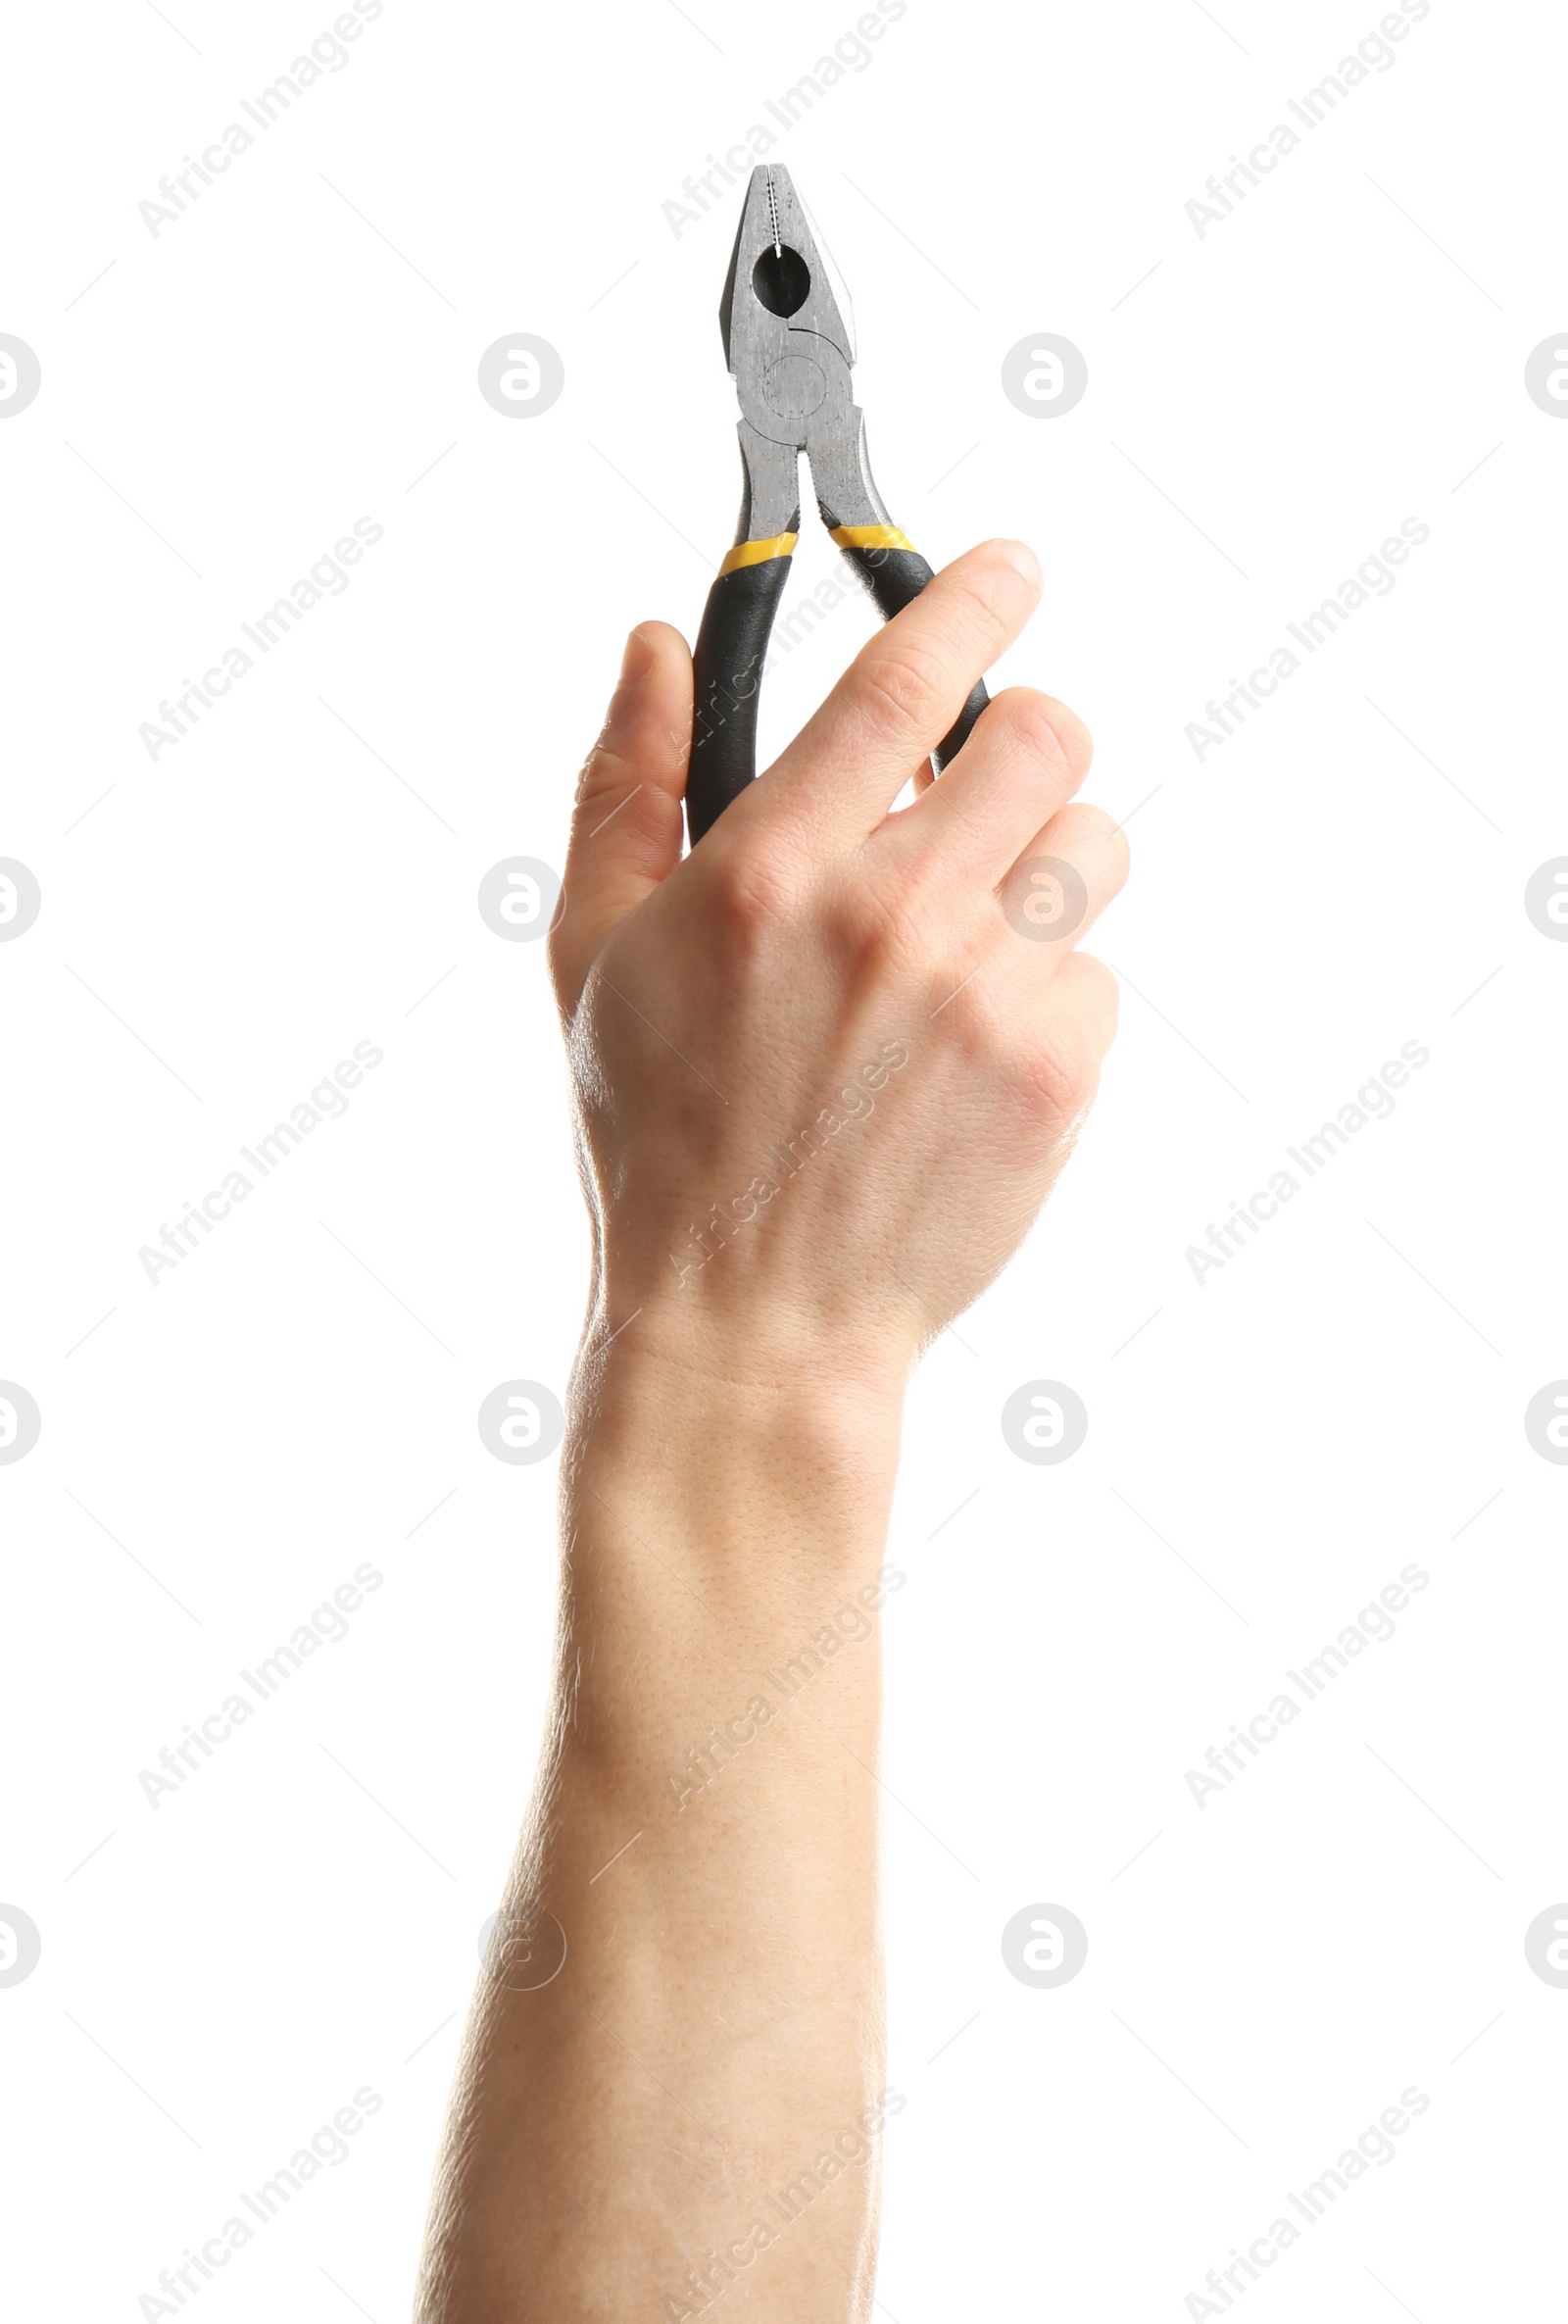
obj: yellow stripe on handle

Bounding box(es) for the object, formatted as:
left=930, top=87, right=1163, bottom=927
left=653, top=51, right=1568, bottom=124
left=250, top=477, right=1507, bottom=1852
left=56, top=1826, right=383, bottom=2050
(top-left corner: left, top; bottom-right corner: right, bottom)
left=718, top=532, right=798, bottom=574
left=830, top=524, right=915, bottom=553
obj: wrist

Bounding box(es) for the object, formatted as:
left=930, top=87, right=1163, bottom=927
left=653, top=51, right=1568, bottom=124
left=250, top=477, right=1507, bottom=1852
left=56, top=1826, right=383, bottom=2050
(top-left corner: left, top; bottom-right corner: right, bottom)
left=564, top=1327, right=906, bottom=1583
left=582, top=1261, right=915, bottom=1406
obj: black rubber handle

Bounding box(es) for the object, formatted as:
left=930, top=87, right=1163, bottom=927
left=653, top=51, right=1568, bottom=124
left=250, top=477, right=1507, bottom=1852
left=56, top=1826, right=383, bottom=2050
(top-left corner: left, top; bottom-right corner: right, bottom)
left=688, top=557, right=791, bottom=844
left=686, top=541, right=991, bottom=847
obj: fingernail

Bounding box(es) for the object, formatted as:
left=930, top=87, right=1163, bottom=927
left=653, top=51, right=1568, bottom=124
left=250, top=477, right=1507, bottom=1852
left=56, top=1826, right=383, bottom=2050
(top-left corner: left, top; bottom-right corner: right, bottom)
left=619, top=626, right=655, bottom=682
left=992, top=539, right=1042, bottom=590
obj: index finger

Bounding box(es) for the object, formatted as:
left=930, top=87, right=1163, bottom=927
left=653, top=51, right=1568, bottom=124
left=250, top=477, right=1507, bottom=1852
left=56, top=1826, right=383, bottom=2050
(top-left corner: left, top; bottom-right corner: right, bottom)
left=760, top=538, right=1042, bottom=840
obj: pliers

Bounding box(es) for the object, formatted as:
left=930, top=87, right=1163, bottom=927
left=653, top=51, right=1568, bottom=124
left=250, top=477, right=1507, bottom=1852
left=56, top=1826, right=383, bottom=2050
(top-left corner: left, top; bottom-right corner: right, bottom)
left=686, top=165, right=989, bottom=844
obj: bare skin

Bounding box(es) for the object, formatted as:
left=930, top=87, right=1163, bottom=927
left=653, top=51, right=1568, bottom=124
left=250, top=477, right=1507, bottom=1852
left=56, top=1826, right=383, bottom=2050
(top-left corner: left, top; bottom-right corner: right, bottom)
left=415, top=540, right=1127, bottom=2320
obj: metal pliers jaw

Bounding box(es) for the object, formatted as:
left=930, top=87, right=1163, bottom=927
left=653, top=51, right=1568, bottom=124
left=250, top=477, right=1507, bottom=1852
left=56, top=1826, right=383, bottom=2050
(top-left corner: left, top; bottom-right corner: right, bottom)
left=686, top=165, right=988, bottom=845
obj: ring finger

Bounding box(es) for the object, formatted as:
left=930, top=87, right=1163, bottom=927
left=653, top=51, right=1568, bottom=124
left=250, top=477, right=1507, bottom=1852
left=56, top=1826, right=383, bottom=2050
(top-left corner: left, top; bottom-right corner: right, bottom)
left=995, top=803, right=1129, bottom=974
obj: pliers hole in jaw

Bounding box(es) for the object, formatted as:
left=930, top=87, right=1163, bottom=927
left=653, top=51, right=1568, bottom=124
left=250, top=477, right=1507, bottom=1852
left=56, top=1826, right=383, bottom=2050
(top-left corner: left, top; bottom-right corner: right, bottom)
left=752, top=244, right=810, bottom=320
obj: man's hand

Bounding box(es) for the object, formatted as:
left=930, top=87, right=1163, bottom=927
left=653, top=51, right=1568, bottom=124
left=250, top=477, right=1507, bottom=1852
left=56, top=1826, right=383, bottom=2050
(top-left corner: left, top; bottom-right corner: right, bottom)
left=416, top=542, right=1127, bottom=2323
left=551, top=539, right=1126, bottom=1392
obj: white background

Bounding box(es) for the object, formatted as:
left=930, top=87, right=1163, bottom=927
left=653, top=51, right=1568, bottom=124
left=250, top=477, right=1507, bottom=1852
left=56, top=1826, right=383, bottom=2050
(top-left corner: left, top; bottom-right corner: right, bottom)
left=4, top=0, right=1566, bottom=2317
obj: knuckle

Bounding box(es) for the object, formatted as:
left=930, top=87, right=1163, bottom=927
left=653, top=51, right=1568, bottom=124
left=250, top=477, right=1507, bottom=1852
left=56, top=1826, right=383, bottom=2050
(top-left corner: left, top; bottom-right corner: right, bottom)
left=1071, top=951, right=1121, bottom=1041
left=574, top=722, right=630, bottom=803
left=1065, top=799, right=1119, bottom=842
left=826, top=869, right=927, bottom=976
left=932, top=978, right=1099, bottom=1127
left=990, top=688, right=1077, bottom=780
left=697, top=832, right=801, bottom=945
left=924, top=949, right=1004, bottom=1057
left=1085, top=800, right=1126, bottom=839
left=1017, top=1021, right=1099, bottom=1125
left=1102, top=818, right=1132, bottom=895
left=946, top=564, right=1025, bottom=652
left=853, top=641, right=952, bottom=746
left=571, top=768, right=637, bottom=843
left=1060, top=803, right=1131, bottom=888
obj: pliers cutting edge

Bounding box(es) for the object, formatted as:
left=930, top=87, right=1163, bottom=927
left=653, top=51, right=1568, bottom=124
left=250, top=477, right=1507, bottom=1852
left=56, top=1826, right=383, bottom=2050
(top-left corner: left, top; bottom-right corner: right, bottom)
left=686, top=165, right=989, bottom=844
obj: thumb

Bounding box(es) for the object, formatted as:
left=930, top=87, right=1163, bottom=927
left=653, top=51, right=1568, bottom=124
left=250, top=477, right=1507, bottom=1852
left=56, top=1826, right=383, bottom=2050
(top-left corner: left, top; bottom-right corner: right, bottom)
left=551, top=622, right=692, bottom=1012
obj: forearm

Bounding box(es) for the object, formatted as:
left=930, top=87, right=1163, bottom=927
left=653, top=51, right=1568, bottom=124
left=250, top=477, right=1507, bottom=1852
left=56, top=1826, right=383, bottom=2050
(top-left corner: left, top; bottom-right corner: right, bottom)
left=416, top=539, right=1121, bottom=2315
left=417, top=1342, right=907, bottom=2320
